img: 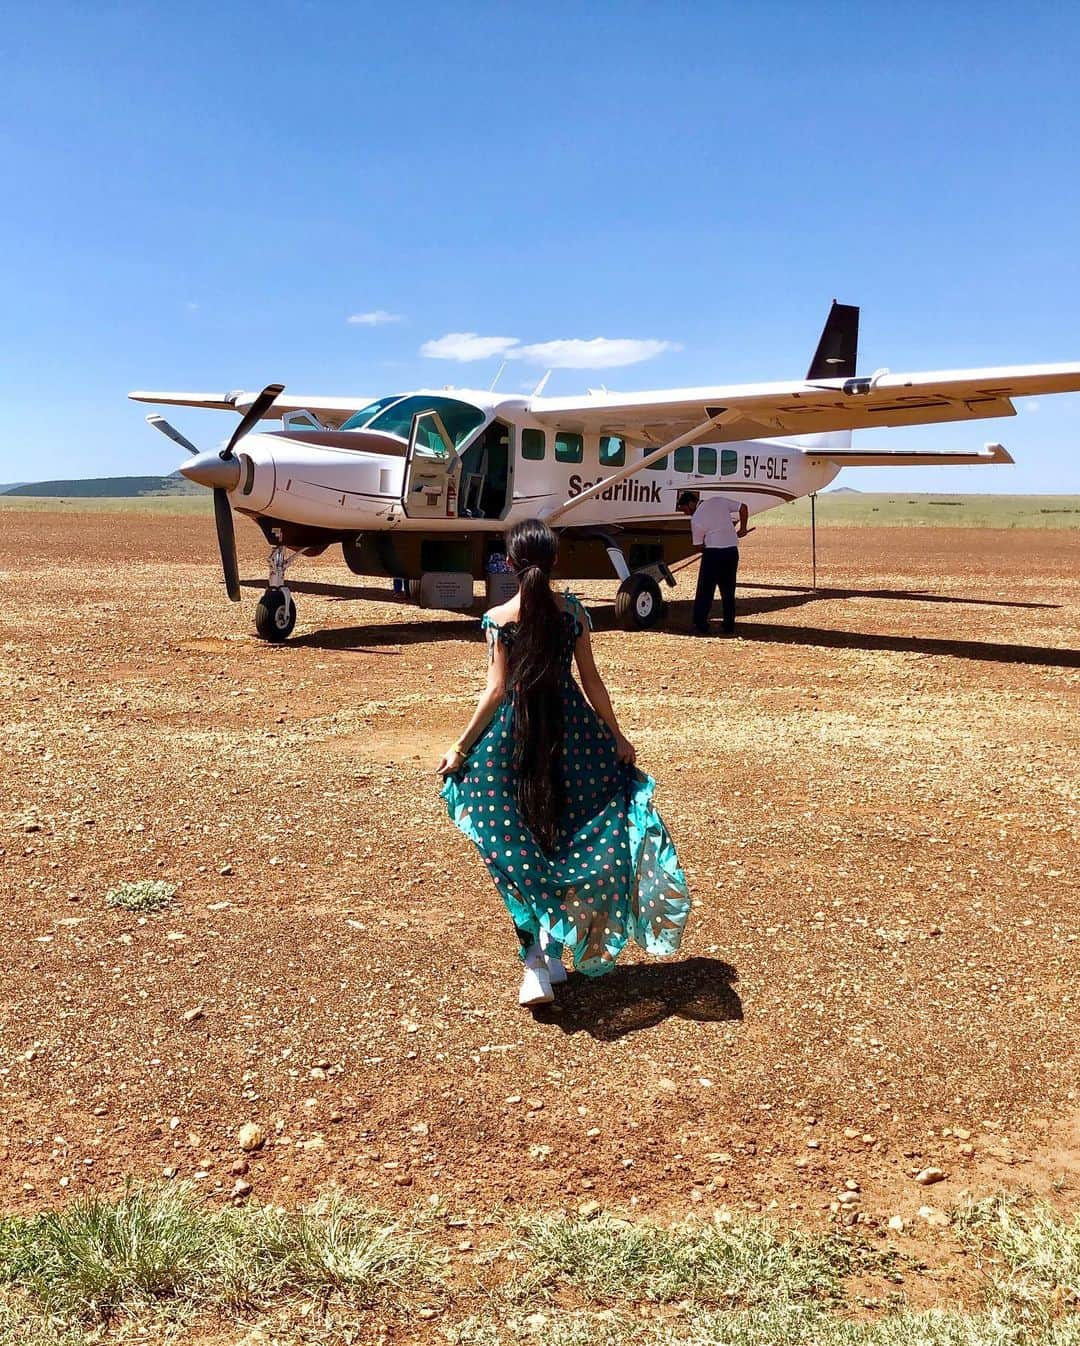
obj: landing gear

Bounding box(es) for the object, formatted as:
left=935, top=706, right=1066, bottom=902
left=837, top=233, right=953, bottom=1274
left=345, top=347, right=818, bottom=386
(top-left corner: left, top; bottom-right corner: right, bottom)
left=255, top=587, right=296, bottom=641
left=615, top=572, right=665, bottom=630
left=254, top=543, right=298, bottom=642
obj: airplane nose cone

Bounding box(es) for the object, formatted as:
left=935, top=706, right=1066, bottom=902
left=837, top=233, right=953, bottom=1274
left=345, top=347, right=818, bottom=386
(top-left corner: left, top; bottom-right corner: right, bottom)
left=180, top=452, right=241, bottom=490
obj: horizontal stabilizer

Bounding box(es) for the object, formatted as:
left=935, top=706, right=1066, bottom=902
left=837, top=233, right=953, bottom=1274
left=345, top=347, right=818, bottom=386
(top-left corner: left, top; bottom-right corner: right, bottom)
left=808, top=442, right=1013, bottom=467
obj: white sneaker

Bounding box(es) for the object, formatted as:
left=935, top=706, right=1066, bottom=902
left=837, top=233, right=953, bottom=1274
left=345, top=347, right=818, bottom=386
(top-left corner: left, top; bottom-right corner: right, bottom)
left=518, top=961, right=554, bottom=1007
left=540, top=929, right=568, bottom=984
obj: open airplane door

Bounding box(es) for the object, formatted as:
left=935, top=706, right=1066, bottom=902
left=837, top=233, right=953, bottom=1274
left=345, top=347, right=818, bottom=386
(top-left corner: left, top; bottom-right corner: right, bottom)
left=401, top=409, right=461, bottom=519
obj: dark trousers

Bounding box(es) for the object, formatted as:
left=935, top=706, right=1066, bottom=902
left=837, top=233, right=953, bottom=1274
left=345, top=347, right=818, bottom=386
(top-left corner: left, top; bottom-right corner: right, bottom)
left=693, top=546, right=739, bottom=631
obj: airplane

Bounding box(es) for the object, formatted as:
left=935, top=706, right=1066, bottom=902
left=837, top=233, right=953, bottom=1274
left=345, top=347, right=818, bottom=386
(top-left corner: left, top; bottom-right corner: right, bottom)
left=130, top=302, right=1080, bottom=641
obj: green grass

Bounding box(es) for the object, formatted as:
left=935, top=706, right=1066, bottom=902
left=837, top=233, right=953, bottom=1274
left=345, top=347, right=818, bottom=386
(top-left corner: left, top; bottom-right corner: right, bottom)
left=512, top=1211, right=855, bottom=1306
left=0, top=1188, right=1076, bottom=1344
left=0, top=1182, right=442, bottom=1334
left=756, top=493, right=1080, bottom=528
left=105, top=880, right=178, bottom=911
left=0, top=492, right=1076, bottom=526
left=0, top=494, right=210, bottom=514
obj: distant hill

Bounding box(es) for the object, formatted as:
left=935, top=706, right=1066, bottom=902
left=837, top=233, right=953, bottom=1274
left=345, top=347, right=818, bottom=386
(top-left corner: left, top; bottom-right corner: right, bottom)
left=2, top=473, right=199, bottom=497
left=825, top=486, right=862, bottom=494
left=0, top=483, right=28, bottom=493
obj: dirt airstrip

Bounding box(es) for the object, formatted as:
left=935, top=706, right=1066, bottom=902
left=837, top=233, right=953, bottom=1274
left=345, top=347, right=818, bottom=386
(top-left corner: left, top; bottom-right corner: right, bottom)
left=2, top=509, right=1078, bottom=1247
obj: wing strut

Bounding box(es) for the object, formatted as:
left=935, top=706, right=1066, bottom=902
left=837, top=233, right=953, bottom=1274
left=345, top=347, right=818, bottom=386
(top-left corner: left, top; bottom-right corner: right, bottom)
left=545, top=409, right=739, bottom=525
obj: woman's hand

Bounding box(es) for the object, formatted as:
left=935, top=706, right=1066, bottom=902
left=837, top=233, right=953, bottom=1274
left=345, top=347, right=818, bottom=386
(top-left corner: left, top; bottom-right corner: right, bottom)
left=436, top=746, right=465, bottom=777
left=615, top=733, right=636, bottom=766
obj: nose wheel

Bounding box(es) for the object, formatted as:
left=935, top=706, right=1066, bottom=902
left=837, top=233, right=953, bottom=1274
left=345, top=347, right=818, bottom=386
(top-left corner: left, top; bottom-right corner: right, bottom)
left=255, top=587, right=296, bottom=641
left=254, top=543, right=299, bottom=642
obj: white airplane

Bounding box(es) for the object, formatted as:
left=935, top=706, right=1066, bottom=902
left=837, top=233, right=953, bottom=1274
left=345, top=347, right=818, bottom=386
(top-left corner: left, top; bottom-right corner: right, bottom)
left=131, top=303, right=1080, bottom=641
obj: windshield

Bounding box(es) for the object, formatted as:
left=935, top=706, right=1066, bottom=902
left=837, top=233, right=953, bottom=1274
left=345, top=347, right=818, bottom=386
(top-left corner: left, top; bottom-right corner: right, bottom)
left=342, top=394, right=486, bottom=449
left=340, top=395, right=406, bottom=431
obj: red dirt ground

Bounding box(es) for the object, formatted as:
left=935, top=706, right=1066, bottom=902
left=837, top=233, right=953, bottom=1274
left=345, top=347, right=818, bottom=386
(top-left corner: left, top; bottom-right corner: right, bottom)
left=2, top=510, right=1078, bottom=1248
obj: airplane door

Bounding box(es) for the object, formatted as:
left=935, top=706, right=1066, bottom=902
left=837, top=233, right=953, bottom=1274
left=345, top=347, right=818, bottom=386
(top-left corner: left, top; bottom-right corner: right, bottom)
left=401, top=409, right=460, bottom=519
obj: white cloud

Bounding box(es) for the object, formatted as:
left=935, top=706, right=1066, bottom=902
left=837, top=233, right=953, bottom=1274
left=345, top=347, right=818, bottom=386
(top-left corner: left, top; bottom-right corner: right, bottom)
left=420, top=332, right=520, bottom=361
left=508, top=337, right=681, bottom=369
left=420, top=333, right=680, bottom=369
left=348, top=310, right=402, bottom=326
left=185, top=301, right=199, bottom=311
left=1025, top=400, right=1041, bottom=413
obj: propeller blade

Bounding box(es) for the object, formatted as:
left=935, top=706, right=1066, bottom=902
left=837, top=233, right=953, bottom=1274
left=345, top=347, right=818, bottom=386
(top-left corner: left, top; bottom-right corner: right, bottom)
left=213, top=487, right=241, bottom=602
left=220, top=383, right=285, bottom=460
left=146, top=414, right=200, bottom=456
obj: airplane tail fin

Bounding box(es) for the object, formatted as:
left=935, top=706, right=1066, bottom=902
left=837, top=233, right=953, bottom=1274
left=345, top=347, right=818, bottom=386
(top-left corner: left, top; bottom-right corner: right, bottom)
left=794, top=301, right=860, bottom=451
left=807, top=300, right=859, bottom=381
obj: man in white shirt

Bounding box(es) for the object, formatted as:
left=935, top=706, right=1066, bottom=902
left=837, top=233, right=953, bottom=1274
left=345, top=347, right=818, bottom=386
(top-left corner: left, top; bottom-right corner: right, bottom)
left=677, top=489, right=750, bottom=635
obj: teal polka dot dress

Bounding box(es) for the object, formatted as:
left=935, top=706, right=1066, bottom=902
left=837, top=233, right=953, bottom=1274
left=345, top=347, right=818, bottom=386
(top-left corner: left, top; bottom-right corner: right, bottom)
left=440, top=594, right=691, bottom=977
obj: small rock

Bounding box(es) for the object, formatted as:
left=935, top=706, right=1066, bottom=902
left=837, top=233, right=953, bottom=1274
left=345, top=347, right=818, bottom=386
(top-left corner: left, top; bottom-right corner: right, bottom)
left=232, top=1178, right=252, bottom=1198
left=806, top=1139, right=820, bottom=1149
left=953, top=1127, right=971, bottom=1141
left=417, top=1307, right=438, bottom=1321
left=888, top=1214, right=905, bottom=1232
left=844, top=1179, right=860, bottom=1192
left=837, top=1190, right=860, bottom=1206
left=917, top=1205, right=950, bottom=1227
left=237, top=1123, right=265, bottom=1152
left=578, top=1200, right=602, bottom=1219
left=182, top=1007, right=204, bottom=1024
left=914, top=1167, right=947, bottom=1186
left=219, top=864, right=233, bottom=876
left=230, top=1158, right=249, bottom=1176
left=958, top=1143, right=975, bottom=1157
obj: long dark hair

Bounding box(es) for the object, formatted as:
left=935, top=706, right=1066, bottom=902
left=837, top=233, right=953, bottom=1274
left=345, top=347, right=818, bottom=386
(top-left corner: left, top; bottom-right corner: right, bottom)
left=505, top=518, right=566, bottom=854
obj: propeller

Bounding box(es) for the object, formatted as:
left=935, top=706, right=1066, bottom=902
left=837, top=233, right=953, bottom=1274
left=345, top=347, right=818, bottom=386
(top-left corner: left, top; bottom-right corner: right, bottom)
left=146, top=384, right=285, bottom=603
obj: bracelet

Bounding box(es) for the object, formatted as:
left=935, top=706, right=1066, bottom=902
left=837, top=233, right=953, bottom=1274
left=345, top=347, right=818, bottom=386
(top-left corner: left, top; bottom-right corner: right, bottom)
left=450, top=741, right=467, bottom=756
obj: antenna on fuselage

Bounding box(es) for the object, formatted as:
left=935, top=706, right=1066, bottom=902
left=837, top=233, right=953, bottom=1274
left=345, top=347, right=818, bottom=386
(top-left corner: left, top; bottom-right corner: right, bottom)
left=531, top=370, right=552, bottom=397
left=489, top=360, right=507, bottom=392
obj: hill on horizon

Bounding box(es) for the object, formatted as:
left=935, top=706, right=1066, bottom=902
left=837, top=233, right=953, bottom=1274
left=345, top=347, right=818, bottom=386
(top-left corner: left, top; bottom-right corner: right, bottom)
left=2, top=473, right=198, bottom=498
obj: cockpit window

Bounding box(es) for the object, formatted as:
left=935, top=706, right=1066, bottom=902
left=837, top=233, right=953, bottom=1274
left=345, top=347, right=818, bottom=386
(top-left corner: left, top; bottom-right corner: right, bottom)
left=340, top=395, right=405, bottom=430
left=344, top=394, right=486, bottom=448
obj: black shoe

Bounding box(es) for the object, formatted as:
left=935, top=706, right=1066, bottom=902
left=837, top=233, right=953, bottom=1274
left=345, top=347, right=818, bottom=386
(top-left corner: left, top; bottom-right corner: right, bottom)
left=720, top=627, right=736, bottom=637
left=690, top=624, right=710, bottom=635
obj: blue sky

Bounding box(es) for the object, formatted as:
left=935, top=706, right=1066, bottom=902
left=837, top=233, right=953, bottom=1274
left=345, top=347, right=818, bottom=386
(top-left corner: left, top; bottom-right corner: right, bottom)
left=2, top=1, right=1079, bottom=491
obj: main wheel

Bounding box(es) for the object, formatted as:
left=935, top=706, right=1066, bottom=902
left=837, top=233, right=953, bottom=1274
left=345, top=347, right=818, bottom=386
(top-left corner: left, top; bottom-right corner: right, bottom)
left=615, top=573, right=665, bottom=630
left=255, top=587, right=296, bottom=642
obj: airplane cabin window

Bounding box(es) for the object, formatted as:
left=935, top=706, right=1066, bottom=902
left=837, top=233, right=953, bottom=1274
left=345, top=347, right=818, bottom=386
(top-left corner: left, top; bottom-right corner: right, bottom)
left=555, top=432, right=583, bottom=464
left=645, top=451, right=669, bottom=471
left=673, top=445, right=694, bottom=473
left=698, top=446, right=717, bottom=475
left=362, top=395, right=486, bottom=448
left=340, top=395, right=405, bottom=430
left=720, top=449, right=739, bottom=475
left=521, top=429, right=546, bottom=460
left=599, top=435, right=625, bottom=467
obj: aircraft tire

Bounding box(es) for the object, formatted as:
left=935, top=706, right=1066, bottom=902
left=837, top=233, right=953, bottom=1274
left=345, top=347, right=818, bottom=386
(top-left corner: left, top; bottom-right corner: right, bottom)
left=615, top=573, right=665, bottom=631
left=342, top=536, right=365, bottom=574
left=255, top=587, right=296, bottom=642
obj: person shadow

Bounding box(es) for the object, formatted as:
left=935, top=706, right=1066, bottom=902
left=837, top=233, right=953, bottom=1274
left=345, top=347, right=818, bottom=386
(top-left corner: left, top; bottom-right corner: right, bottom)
left=532, top=956, right=741, bottom=1041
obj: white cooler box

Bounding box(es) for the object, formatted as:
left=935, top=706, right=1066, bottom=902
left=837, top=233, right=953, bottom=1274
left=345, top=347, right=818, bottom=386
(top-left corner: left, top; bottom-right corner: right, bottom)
left=484, top=572, right=518, bottom=606
left=418, top=571, right=475, bottom=610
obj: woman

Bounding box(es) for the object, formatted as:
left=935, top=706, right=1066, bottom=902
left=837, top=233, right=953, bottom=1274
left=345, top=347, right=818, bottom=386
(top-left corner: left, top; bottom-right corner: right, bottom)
left=437, top=519, right=691, bottom=1007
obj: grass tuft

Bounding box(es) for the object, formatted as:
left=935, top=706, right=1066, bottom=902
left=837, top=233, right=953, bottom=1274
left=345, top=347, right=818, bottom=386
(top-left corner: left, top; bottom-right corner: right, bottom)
left=513, top=1212, right=853, bottom=1306
left=955, top=1196, right=1080, bottom=1313
left=104, top=879, right=177, bottom=911
left=0, top=1183, right=442, bottom=1329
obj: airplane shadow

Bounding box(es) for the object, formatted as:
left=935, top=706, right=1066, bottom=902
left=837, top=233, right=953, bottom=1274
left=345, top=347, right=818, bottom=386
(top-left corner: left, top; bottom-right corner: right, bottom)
left=531, top=955, right=741, bottom=1041
left=737, top=581, right=1058, bottom=612
left=240, top=578, right=394, bottom=602
left=717, top=619, right=1080, bottom=668
left=292, top=618, right=477, bottom=650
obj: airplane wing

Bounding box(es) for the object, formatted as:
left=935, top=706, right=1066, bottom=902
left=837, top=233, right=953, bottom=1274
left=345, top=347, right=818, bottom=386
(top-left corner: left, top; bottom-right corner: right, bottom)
left=128, top=389, right=369, bottom=429
left=809, top=442, right=1014, bottom=467
left=529, top=363, right=1080, bottom=443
